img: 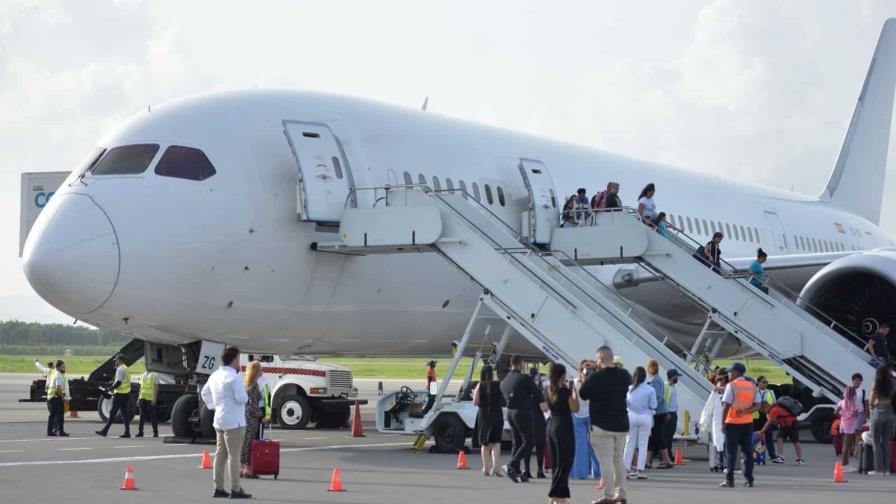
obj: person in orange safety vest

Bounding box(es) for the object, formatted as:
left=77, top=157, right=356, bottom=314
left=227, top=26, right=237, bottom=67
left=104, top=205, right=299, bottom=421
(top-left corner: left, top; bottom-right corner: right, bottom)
left=719, top=362, right=761, bottom=488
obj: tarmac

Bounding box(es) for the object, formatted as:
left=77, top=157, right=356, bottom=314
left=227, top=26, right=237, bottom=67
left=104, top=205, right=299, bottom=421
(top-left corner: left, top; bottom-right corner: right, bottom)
left=0, top=373, right=893, bottom=503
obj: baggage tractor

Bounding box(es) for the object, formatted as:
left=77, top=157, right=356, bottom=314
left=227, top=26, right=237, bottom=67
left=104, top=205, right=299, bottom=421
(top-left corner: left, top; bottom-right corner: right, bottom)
left=249, top=423, right=280, bottom=479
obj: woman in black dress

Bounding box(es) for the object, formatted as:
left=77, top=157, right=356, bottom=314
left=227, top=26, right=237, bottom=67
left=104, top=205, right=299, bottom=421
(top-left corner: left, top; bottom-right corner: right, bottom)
left=546, top=363, right=578, bottom=504
left=474, top=365, right=506, bottom=476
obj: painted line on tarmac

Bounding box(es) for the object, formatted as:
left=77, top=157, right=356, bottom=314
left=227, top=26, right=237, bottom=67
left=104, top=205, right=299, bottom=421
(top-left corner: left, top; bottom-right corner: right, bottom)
left=0, top=441, right=411, bottom=468
left=0, top=450, right=24, bottom=453
left=111, top=445, right=143, bottom=449
left=58, top=447, right=92, bottom=451
left=0, top=437, right=94, bottom=443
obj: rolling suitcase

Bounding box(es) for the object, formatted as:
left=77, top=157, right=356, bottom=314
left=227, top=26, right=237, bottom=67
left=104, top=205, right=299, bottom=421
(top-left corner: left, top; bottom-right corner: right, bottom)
left=858, top=441, right=873, bottom=474
left=249, top=423, right=280, bottom=479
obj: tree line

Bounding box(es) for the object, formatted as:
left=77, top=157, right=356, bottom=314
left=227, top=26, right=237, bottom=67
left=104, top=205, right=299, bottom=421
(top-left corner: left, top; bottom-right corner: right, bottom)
left=0, top=320, right=130, bottom=347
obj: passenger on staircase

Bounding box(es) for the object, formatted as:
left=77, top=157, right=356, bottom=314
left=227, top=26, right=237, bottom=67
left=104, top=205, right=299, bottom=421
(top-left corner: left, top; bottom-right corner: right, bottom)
left=652, top=213, right=679, bottom=239
left=867, top=323, right=891, bottom=367
left=591, top=182, right=622, bottom=213
left=748, top=249, right=769, bottom=294
left=562, top=188, right=590, bottom=227
left=636, top=183, right=657, bottom=226
left=697, top=232, right=724, bottom=274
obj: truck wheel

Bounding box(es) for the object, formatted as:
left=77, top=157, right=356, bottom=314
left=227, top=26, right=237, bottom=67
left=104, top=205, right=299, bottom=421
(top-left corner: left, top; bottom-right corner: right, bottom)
left=810, top=409, right=835, bottom=444
left=97, top=395, right=121, bottom=423
left=431, top=414, right=467, bottom=452
left=278, top=394, right=311, bottom=430
left=316, top=408, right=351, bottom=429
left=171, top=394, right=202, bottom=438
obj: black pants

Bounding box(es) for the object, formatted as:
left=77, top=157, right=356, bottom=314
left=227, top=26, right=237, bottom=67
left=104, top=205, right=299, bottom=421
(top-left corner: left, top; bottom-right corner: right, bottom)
left=507, top=409, right=534, bottom=473
left=649, top=413, right=667, bottom=454
left=138, top=400, right=158, bottom=435
left=101, top=393, right=131, bottom=435
left=663, top=411, right=678, bottom=460
left=725, top=423, right=754, bottom=483
left=46, top=396, right=64, bottom=435
left=525, top=410, right=547, bottom=474
left=547, top=414, right=575, bottom=499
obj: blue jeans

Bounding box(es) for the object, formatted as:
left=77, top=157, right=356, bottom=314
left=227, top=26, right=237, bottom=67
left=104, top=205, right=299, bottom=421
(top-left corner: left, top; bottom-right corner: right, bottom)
left=571, top=415, right=601, bottom=479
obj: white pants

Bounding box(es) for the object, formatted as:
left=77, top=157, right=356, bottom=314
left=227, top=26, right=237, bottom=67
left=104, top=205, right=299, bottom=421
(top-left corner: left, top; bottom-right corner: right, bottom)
left=623, top=412, right=653, bottom=471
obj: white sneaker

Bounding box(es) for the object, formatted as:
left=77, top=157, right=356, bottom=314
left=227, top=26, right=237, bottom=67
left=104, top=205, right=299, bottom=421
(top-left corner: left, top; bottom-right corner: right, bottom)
left=867, top=471, right=879, bottom=475
left=842, top=465, right=857, bottom=473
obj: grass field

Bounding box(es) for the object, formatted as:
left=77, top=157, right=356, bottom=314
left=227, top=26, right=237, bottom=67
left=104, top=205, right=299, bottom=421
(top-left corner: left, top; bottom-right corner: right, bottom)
left=2, top=353, right=791, bottom=383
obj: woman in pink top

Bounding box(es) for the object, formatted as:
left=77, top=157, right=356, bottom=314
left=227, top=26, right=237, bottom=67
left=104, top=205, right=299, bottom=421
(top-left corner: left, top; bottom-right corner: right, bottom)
left=836, top=385, right=861, bottom=472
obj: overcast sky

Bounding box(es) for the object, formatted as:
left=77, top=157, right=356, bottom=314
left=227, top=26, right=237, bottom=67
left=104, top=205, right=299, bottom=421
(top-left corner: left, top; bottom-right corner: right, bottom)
left=3, top=0, right=896, bottom=323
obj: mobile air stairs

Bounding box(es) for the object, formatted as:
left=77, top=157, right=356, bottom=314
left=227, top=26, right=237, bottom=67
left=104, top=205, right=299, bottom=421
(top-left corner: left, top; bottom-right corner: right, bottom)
left=313, top=186, right=715, bottom=450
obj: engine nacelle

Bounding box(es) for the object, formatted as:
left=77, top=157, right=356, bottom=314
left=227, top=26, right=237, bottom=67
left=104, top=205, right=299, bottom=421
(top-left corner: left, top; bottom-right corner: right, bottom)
left=799, top=248, right=896, bottom=353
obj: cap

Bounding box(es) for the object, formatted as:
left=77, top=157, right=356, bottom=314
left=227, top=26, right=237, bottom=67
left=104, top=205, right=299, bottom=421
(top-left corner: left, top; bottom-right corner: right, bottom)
left=667, top=368, right=681, bottom=378
left=113, top=354, right=125, bottom=362
left=613, top=355, right=624, bottom=365
left=577, top=187, right=587, bottom=194
left=730, top=362, right=746, bottom=374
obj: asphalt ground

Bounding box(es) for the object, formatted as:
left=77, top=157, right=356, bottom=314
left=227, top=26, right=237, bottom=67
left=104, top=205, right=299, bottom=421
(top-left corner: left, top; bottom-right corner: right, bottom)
left=1, top=373, right=894, bottom=503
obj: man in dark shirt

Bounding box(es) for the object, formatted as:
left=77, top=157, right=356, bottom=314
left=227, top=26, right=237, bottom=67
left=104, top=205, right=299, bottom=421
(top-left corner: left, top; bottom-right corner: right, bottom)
left=500, top=355, right=545, bottom=482
left=868, top=323, right=891, bottom=365
left=579, top=346, right=631, bottom=504
left=604, top=182, right=622, bottom=210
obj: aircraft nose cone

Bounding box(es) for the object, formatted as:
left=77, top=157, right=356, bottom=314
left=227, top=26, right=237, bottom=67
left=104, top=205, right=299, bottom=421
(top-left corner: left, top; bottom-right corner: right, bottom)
left=23, top=193, right=120, bottom=316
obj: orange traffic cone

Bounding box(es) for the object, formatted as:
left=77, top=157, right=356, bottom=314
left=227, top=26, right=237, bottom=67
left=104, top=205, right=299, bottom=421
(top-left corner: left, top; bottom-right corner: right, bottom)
left=832, top=461, right=847, bottom=483
left=674, top=447, right=685, bottom=465
left=120, top=466, right=138, bottom=490
left=199, top=450, right=212, bottom=469
left=69, top=409, right=79, bottom=418
left=456, top=451, right=470, bottom=470
left=328, top=468, right=346, bottom=492
left=351, top=400, right=365, bottom=437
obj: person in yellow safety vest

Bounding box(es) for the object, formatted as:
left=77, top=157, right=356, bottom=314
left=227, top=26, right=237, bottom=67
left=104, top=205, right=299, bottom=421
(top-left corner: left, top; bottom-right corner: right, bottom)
left=663, top=369, right=681, bottom=462
left=752, top=376, right=778, bottom=461
left=46, top=360, right=69, bottom=437
left=262, top=382, right=272, bottom=425
left=136, top=366, right=159, bottom=438
left=719, top=362, right=762, bottom=488
left=96, top=354, right=133, bottom=438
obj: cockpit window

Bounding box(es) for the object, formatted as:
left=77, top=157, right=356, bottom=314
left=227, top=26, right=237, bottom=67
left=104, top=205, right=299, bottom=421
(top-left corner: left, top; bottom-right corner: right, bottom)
left=74, top=147, right=106, bottom=178
left=91, top=144, right=160, bottom=175
left=155, top=145, right=217, bottom=181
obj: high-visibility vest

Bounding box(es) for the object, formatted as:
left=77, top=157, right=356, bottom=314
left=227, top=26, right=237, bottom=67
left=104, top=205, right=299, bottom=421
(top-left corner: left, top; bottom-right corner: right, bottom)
left=45, top=369, right=56, bottom=394
left=262, top=383, right=272, bottom=420
left=114, top=365, right=131, bottom=394
left=725, top=378, right=757, bottom=424
left=138, top=372, right=156, bottom=401
left=46, top=370, right=62, bottom=399
left=753, top=388, right=776, bottom=419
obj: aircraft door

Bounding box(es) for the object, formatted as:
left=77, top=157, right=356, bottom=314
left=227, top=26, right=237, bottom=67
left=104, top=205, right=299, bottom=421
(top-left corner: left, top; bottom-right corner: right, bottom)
left=763, top=210, right=789, bottom=254
left=518, top=159, right=559, bottom=245
left=283, top=121, right=354, bottom=223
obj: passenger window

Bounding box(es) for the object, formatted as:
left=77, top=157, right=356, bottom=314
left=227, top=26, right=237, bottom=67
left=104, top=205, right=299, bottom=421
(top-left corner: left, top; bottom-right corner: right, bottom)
left=733, top=225, right=740, bottom=241
left=686, top=217, right=693, bottom=234
left=497, top=186, right=506, bottom=206
left=472, top=182, right=481, bottom=202
left=418, top=174, right=426, bottom=186
left=458, top=180, right=468, bottom=199
left=549, top=189, right=557, bottom=208
left=446, top=178, right=455, bottom=193
left=432, top=176, right=441, bottom=191
left=739, top=226, right=746, bottom=242
left=754, top=228, right=761, bottom=244
left=725, top=223, right=732, bottom=238
left=747, top=227, right=754, bottom=242
left=403, top=172, right=413, bottom=185
left=154, top=145, right=216, bottom=181
left=811, top=237, right=817, bottom=252
left=793, top=235, right=799, bottom=250
left=484, top=184, right=494, bottom=205
left=92, top=144, right=160, bottom=175
left=702, top=219, right=709, bottom=235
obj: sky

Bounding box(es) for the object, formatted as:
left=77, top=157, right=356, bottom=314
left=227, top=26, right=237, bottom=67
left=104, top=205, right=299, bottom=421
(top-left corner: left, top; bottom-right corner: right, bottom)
left=3, top=0, right=896, bottom=323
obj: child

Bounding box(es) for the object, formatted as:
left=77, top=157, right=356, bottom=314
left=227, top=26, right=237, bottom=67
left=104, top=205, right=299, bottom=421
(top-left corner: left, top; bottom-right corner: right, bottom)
left=757, top=398, right=804, bottom=465
left=835, top=385, right=861, bottom=472
left=651, top=212, right=679, bottom=238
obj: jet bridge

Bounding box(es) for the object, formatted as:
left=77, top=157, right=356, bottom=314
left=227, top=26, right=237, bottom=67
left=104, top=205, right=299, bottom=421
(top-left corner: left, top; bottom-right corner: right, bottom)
left=314, top=186, right=715, bottom=443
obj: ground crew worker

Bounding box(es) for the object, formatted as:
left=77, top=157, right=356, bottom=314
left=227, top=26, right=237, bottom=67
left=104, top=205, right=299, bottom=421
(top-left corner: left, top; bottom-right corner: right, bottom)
left=46, top=360, right=69, bottom=437
left=35, top=358, right=53, bottom=378
left=255, top=377, right=273, bottom=440
left=96, top=354, right=132, bottom=438
left=136, top=366, right=159, bottom=438
left=663, top=369, right=681, bottom=461
left=719, top=362, right=761, bottom=488
left=752, top=376, right=777, bottom=461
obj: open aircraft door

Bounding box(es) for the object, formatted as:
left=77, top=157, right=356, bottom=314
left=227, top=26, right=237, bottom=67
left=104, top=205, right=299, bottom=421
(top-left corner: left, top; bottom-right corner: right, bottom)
left=283, top=121, right=355, bottom=223
left=518, top=159, right=559, bottom=245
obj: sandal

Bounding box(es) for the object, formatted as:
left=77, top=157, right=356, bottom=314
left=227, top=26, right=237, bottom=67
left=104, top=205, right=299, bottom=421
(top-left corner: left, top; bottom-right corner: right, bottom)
left=657, top=462, right=674, bottom=469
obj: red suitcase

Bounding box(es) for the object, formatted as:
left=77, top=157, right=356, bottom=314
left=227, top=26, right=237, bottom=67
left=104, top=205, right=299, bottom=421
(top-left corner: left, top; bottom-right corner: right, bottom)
left=249, top=424, right=279, bottom=479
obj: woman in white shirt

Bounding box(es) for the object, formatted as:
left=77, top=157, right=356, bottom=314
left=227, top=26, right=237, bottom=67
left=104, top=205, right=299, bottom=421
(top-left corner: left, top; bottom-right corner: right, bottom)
left=699, top=372, right=729, bottom=471
left=624, top=366, right=657, bottom=479
left=636, top=183, right=657, bottom=225
left=571, top=360, right=602, bottom=481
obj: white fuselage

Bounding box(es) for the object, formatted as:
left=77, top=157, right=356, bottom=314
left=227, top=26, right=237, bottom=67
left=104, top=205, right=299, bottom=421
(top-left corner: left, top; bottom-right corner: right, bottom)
left=22, top=91, right=894, bottom=357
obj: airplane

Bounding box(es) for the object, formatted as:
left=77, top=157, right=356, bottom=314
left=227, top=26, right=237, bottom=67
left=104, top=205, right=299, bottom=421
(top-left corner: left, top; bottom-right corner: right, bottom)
left=21, top=20, right=896, bottom=373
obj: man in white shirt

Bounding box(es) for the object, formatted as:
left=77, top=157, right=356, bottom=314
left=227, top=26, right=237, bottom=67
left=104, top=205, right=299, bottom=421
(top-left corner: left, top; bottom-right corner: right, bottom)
left=201, top=346, right=251, bottom=499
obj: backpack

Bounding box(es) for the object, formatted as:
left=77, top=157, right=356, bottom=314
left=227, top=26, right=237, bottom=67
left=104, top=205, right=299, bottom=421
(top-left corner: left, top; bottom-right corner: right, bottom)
left=776, top=395, right=803, bottom=417
left=591, top=191, right=607, bottom=209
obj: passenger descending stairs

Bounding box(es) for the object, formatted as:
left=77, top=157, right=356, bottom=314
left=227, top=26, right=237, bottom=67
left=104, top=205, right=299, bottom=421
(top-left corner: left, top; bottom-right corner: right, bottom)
left=549, top=210, right=878, bottom=403
left=314, top=187, right=714, bottom=425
